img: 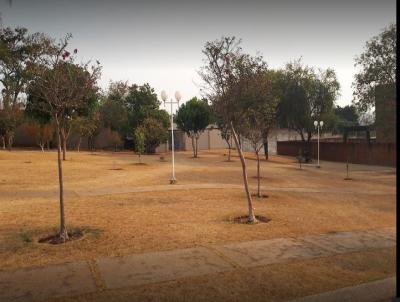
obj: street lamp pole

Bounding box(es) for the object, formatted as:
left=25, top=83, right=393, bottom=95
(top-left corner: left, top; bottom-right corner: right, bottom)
left=314, top=120, right=324, bottom=168
left=161, top=90, right=181, bottom=184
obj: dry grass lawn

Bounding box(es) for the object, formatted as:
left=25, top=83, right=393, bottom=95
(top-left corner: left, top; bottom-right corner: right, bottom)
left=0, top=149, right=395, bottom=270
left=0, top=149, right=396, bottom=301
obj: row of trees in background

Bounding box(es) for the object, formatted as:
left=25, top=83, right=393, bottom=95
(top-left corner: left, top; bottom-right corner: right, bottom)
left=0, top=23, right=395, bottom=230
left=0, top=26, right=170, bottom=156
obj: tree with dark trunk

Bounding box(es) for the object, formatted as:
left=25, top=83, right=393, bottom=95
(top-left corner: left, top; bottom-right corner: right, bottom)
left=277, top=59, right=340, bottom=161
left=0, top=26, right=52, bottom=150
left=28, top=34, right=101, bottom=242
left=175, top=97, right=211, bottom=158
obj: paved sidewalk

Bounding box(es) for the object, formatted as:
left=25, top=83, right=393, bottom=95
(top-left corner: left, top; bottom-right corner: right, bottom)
left=286, top=277, right=396, bottom=302
left=0, top=227, right=395, bottom=302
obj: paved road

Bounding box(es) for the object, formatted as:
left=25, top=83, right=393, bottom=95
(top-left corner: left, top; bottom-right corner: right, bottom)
left=0, top=227, right=395, bottom=302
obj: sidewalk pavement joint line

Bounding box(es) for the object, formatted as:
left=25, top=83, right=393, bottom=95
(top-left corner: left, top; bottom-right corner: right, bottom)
left=284, top=276, right=396, bottom=302
left=201, top=244, right=243, bottom=269
left=87, top=259, right=107, bottom=292
left=299, top=238, right=342, bottom=254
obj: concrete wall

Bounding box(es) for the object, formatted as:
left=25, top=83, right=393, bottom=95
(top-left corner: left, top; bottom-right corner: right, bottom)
left=162, top=127, right=336, bottom=155
left=13, top=125, right=123, bottom=150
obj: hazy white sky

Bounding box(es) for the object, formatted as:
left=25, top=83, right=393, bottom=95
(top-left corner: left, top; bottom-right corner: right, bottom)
left=0, top=0, right=396, bottom=108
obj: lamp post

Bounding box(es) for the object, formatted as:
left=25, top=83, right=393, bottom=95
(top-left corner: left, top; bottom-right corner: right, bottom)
left=314, top=120, right=324, bottom=168
left=161, top=90, right=181, bottom=184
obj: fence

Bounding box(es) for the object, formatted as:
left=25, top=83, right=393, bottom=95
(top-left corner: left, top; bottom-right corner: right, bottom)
left=277, top=141, right=396, bottom=167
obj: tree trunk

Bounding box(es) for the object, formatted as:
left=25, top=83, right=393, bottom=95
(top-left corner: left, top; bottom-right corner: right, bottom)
left=46, top=140, right=50, bottom=150
left=77, top=137, right=82, bottom=152
left=230, top=122, right=256, bottom=223
left=256, top=150, right=261, bottom=198
left=139, top=153, right=141, bottom=164
left=1, top=136, right=5, bottom=150
left=263, top=140, right=269, bottom=160
left=39, top=143, right=45, bottom=152
left=195, top=136, right=199, bottom=158
left=7, top=133, right=13, bottom=151
left=191, top=136, right=196, bottom=158
left=55, top=117, right=68, bottom=242
left=6, top=132, right=14, bottom=151
left=60, top=129, right=67, bottom=160
left=227, top=142, right=231, bottom=161
left=62, top=136, right=67, bottom=160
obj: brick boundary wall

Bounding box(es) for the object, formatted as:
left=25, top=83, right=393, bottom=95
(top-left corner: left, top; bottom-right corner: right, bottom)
left=277, top=141, right=396, bottom=167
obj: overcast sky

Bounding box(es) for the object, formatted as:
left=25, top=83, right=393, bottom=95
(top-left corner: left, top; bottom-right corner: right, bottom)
left=0, top=0, right=396, bottom=108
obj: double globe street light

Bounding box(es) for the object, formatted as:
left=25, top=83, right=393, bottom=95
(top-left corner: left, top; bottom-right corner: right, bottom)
left=314, top=120, right=324, bottom=168
left=161, top=90, right=181, bottom=184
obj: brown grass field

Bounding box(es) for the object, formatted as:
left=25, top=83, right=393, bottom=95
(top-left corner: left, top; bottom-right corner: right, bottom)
left=0, top=148, right=396, bottom=301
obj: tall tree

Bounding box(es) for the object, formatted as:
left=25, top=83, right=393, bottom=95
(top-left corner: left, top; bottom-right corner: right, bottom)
left=125, top=83, right=161, bottom=130
left=175, top=97, right=211, bottom=158
left=277, top=59, right=340, bottom=160
left=100, top=81, right=169, bottom=150
left=200, top=36, right=268, bottom=223
left=0, top=26, right=52, bottom=149
left=353, top=23, right=396, bottom=113
left=100, top=81, right=129, bottom=139
left=28, top=34, right=101, bottom=242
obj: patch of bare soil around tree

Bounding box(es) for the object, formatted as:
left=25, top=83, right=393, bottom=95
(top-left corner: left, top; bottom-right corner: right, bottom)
left=251, top=193, right=269, bottom=199
left=37, top=227, right=89, bottom=244
left=231, top=215, right=271, bottom=224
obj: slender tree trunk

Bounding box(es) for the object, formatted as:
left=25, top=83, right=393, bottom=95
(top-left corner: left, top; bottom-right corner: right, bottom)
left=91, top=136, right=96, bottom=151
left=62, top=134, right=67, bottom=160
left=55, top=117, right=68, bottom=242
left=191, top=136, right=196, bottom=158
left=230, top=122, right=256, bottom=223
left=195, top=136, right=199, bottom=158
left=7, top=133, right=13, bottom=151
left=47, top=140, right=50, bottom=151
left=263, top=140, right=269, bottom=160
left=39, top=142, right=45, bottom=152
left=77, top=137, right=82, bottom=152
left=256, top=150, right=261, bottom=198
left=1, top=136, right=5, bottom=150
left=139, top=153, right=141, bottom=164
left=228, top=144, right=231, bottom=161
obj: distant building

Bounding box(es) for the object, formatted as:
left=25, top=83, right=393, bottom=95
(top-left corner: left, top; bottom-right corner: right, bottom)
left=157, top=125, right=336, bottom=156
